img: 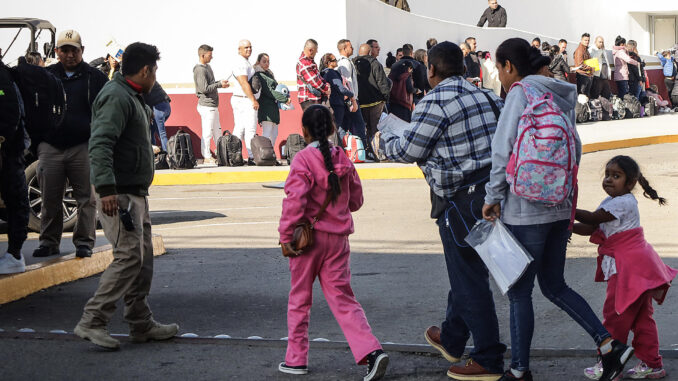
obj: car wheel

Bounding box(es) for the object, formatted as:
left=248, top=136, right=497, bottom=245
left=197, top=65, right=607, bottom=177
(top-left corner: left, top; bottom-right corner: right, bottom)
left=25, top=160, right=78, bottom=232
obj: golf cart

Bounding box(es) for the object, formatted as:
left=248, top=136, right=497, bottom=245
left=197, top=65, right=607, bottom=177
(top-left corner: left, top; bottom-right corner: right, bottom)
left=0, top=18, right=78, bottom=232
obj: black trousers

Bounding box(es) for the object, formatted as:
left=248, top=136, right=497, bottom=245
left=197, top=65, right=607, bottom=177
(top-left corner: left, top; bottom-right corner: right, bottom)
left=590, top=76, right=611, bottom=100
left=1, top=150, right=28, bottom=255
left=576, top=74, right=593, bottom=97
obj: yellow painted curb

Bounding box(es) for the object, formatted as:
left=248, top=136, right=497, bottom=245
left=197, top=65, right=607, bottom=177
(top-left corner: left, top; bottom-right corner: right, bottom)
left=0, top=235, right=166, bottom=305
left=152, top=170, right=289, bottom=185
left=582, top=135, right=678, bottom=153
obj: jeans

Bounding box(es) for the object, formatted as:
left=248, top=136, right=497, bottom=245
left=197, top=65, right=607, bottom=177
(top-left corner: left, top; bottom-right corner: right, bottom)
left=629, top=81, right=642, bottom=100
left=616, top=80, right=630, bottom=98
left=342, top=107, right=368, bottom=145
left=505, top=219, right=610, bottom=371
left=150, top=102, right=171, bottom=151
left=436, top=184, right=506, bottom=374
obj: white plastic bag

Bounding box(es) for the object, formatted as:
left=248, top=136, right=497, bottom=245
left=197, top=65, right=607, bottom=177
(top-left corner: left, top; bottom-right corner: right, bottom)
left=465, top=219, right=533, bottom=294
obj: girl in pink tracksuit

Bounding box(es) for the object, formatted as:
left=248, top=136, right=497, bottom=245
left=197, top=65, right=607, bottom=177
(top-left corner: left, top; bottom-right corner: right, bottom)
left=574, top=155, right=677, bottom=380
left=277, top=105, right=389, bottom=381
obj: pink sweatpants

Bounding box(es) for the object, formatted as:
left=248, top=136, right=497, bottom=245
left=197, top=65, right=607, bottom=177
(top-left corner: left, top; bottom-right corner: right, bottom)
left=603, top=275, right=663, bottom=368
left=285, top=231, right=382, bottom=366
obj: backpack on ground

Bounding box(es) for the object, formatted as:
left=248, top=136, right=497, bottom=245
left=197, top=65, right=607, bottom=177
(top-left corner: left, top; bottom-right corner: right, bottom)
left=598, top=96, right=613, bottom=121
left=154, top=151, right=169, bottom=170
left=285, top=133, right=307, bottom=165
left=250, top=135, right=277, bottom=166
left=623, top=94, right=641, bottom=118
left=342, top=133, right=366, bottom=163
left=216, top=130, right=244, bottom=166
left=645, top=96, right=658, bottom=117
left=575, top=101, right=591, bottom=123
left=610, top=95, right=626, bottom=120
left=371, top=131, right=387, bottom=161
left=588, top=99, right=603, bottom=122
left=505, top=82, right=578, bottom=205
left=167, top=130, right=197, bottom=169
left=12, top=56, right=66, bottom=141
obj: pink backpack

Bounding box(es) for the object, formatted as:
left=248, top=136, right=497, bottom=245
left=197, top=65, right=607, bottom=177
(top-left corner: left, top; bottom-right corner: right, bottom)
left=505, top=82, right=578, bottom=205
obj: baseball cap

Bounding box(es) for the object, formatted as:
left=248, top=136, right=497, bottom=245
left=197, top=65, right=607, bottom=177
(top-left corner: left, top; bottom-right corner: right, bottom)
left=57, top=30, right=82, bottom=49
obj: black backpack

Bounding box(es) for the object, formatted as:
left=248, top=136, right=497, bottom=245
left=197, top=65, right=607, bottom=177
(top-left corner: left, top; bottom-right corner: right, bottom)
left=167, top=130, right=197, bottom=169
left=286, top=133, right=307, bottom=165
left=13, top=56, right=66, bottom=141
left=622, top=94, right=641, bottom=118
left=216, top=130, right=244, bottom=166
left=154, top=151, right=169, bottom=170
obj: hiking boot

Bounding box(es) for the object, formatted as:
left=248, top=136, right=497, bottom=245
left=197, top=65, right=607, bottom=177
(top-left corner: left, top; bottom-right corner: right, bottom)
left=584, top=361, right=603, bottom=380
left=32, top=245, right=60, bottom=258
left=0, top=252, right=26, bottom=275
left=498, top=369, right=533, bottom=381
left=73, top=324, right=120, bottom=349
left=600, top=340, right=634, bottom=381
left=278, top=362, right=308, bottom=375
left=447, top=359, right=501, bottom=381
left=625, top=362, right=666, bottom=379
left=129, top=320, right=179, bottom=342
left=364, top=349, right=389, bottom=381
left=425, top=326, right=461, bottom=363
left=75, top=246, right=92, bottom=258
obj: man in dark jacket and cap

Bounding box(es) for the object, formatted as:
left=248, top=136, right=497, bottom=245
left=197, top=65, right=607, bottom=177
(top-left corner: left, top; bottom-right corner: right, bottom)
left=477, top=0, right=507, bottom=28
left=355, top=43, right=391, bottom=159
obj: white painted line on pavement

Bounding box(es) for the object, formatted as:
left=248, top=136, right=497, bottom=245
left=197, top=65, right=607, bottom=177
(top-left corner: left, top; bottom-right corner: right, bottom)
left=149, top=206, right=277, bottom=214
left=150, top=195, right=283, bottom=201
left=153, top=221, right=278, bottom=231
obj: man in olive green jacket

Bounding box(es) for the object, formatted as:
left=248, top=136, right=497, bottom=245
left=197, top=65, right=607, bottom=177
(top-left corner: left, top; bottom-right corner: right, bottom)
left=74, top=42, right=178, bottom=350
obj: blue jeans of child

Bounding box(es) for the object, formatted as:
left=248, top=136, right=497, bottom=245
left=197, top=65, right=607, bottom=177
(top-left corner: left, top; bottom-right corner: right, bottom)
left=436, top=184, right=506, bottom=374
left=505, top=219, right=610, bottom=371
left=151, top=101, right=171, bottom=151
left=616, top=80, right=630, bottom=98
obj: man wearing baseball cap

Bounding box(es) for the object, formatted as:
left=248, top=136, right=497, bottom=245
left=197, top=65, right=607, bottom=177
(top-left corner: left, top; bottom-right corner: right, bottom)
left=32, top=30, right=108, bottom=259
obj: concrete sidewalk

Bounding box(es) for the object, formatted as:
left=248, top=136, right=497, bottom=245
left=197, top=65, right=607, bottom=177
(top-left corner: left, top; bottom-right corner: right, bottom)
left=152, top=114, right=678, bottom=186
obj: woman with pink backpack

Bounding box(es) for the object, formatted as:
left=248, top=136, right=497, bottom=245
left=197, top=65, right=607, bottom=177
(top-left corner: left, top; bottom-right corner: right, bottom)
left=481, top=38, right=633, bottom=381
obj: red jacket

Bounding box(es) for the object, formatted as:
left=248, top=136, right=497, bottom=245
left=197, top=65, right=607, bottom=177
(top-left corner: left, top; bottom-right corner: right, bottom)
left=296, top=53, right=330, bottom=103
left=591, top=227, right=677, bottom=314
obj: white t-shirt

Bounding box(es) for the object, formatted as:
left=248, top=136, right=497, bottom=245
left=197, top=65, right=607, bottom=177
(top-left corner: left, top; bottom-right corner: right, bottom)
left=231, top=55, right=255, bottom=97
left=337, top=56, right=358, bottom=98
left=597, top=193, right=641, bottom=280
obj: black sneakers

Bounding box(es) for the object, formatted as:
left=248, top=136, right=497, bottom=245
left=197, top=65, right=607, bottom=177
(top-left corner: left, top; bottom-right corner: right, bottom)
left=599, top=340, right=634, bottom=381
left=278, top=362, right=308, bottom=375
left=499, top=369, right=534, bottom=381
left=76, top=246, right=92, bottom=258
left=364, top=349, right=389, bottom=381
left=32, top=245, right=60, bottom=258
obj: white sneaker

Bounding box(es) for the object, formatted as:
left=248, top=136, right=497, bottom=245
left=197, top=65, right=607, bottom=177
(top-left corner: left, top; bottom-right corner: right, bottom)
left=0, top=252, right=26, bottom=275
left=203, top=157, right=217, bottom=165
left=584, top=361, right=603, bottom=380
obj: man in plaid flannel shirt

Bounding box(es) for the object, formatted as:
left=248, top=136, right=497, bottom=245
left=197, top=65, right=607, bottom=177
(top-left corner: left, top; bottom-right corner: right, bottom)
left=296, top=39, right=330, bottom=111
left=381, top=41, right=507, bottom=381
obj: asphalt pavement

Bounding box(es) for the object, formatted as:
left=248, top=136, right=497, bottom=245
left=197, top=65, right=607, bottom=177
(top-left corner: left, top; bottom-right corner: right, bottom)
left=2, top=144, right=678, bottom=380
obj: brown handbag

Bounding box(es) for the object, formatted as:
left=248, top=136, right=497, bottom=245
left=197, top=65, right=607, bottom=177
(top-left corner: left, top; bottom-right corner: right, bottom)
left=282, top=193, right=332, bottom=257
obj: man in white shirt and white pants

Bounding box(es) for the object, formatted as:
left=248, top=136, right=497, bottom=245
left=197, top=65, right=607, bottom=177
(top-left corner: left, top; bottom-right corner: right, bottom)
left=231, top=39, right=259, bottom=164
left=337, top=39, right=369, bottom=158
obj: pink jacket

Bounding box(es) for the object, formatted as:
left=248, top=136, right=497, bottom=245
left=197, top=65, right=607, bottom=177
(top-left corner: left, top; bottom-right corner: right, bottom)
left=591, top=227, right=677, bottom=314
left=613, top=46, right=639, bottom=81
left=279, top=144, right=363, bottom=243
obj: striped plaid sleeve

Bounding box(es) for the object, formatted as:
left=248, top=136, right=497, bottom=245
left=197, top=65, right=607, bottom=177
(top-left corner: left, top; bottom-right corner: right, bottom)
left=300, top=63, right=329, bottom=92
left=383, top=98, right=446, bottom=163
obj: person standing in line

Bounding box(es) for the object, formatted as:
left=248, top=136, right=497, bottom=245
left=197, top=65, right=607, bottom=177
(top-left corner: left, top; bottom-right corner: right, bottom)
left=231, top=39, right=259, bottom=165
left=531, top=38, right=541, bottom=49
left=366, top=39, right=381, bottom=60
left=464, top=37, right=481, bottom=81
left=548, top=45, right=570, bottom=82
left=75, top=42, right=178, bottom=350
left=355, top=43, right=391, bottom=157
left=382, top=41, right=507, bottom=381
left=656, top=49, right=677, bottom=105
left=395, top=48, right=404, bottom=62
left=590, top=36, right=612, bottom=99
left=482, top=37, right=633, bottom=381
left=0, top=58, right=29, bottom=274
left=251, top=53, right=289, bottom=150
left=626, top=40, right=647, bottom=101
left=278, top=105, right=389, bottom=380
left=319, top=53, right=354, bottom=141
left=337, top=39, right=369, bottom=149
left=574, top=33, right=594, bottom=97
left=144, top=82, right=171, bottom=151
left=193, top=44, right=229, bottom=164
left=399, top=44, right=428, bottom=103
left=477, top=0, right=507, bottom=27
left=612, top=36, right=639, bottom=98
left=427, top=38, right=438, bottom=50
left=35, top=29, right=108, bottom=259
left=296, top=39, right=331, bottom=111
left=387, top=59, right=415, bottom=122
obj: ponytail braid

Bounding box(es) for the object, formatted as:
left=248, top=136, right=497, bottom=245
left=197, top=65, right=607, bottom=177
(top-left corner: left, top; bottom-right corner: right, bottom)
left=301, top=104, right=342, bottom=202
left=638, top=173, right=667, bottom=205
